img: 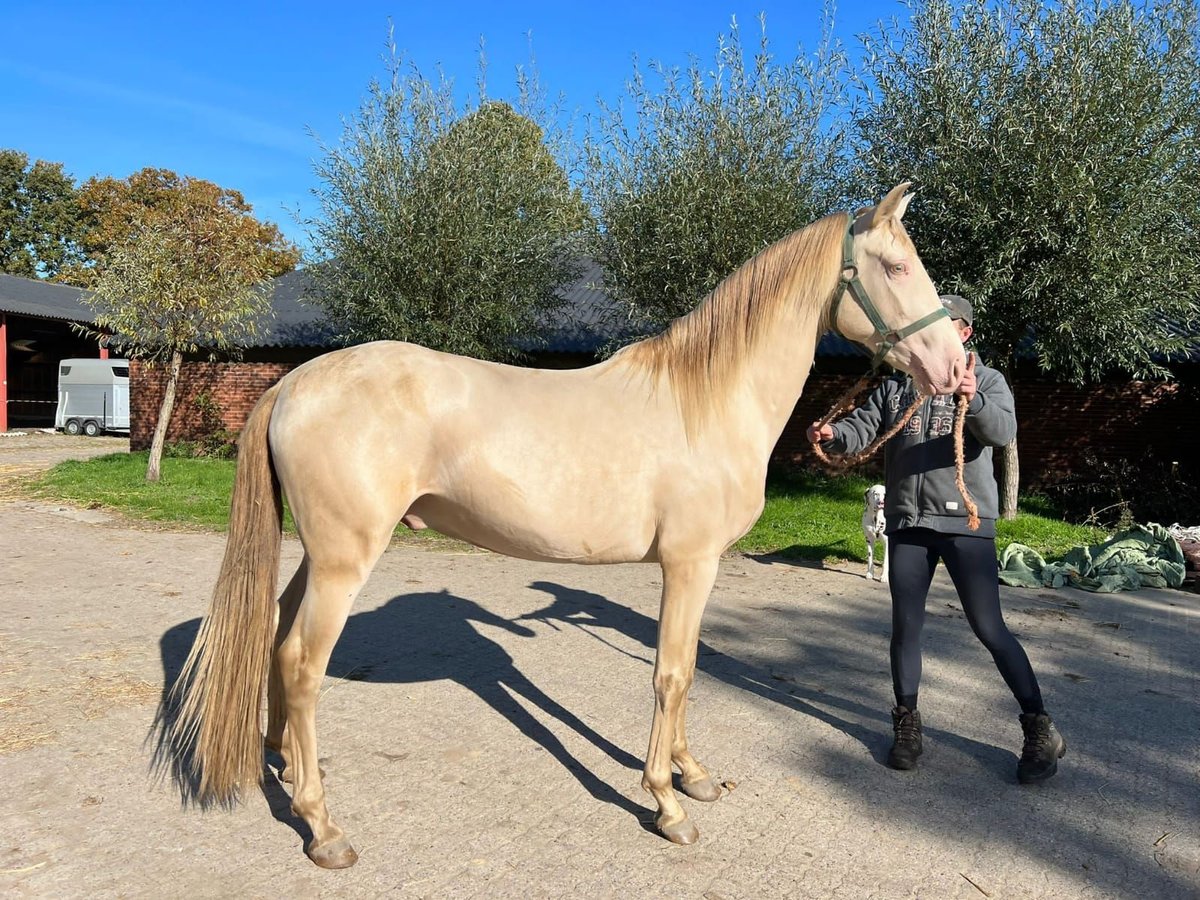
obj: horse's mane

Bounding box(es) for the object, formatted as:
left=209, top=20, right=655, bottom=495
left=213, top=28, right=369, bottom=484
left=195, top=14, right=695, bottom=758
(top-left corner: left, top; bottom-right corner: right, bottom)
left=613, top=211, right=847, bottom=436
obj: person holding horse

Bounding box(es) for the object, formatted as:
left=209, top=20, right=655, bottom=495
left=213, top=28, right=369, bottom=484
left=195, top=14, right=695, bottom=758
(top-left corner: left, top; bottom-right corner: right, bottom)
left=807, top=294, right=1066, bottom=784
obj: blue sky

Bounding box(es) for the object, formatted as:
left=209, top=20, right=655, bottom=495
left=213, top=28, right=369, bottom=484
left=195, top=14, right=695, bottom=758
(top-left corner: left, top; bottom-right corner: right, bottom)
left=1, top=1, right=907, bottom=251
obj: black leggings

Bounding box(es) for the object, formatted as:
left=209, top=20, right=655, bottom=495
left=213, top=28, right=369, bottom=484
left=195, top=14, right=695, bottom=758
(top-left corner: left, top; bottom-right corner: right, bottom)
left=888, top=528, right=1044, bottom=715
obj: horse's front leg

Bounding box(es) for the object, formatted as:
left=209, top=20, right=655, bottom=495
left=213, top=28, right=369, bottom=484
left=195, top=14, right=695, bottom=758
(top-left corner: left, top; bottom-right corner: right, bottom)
left=643, top=555, right=719, bottom=844
left=673, top=690, right=722, bottom=802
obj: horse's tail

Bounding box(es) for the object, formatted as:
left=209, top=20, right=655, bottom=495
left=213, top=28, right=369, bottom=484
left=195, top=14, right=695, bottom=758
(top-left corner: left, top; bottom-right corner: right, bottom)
left=168, top=381, right=284, bottom=805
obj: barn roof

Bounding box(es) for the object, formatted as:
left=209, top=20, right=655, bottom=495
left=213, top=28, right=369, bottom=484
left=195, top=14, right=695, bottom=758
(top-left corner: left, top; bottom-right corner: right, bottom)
left=0, top=267, right=975, bottom=360
left=9, top=267, right=1181, bottom=363
left=0, top=274, right=92, bottom=323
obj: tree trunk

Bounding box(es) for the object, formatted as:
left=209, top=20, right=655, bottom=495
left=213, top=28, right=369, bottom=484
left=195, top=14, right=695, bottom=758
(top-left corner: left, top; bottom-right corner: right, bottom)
left=146, top=350, right=182, bottom=483
left=996, top=363, right=1019, bottom=519
left=1000, top=438, right=1019, bottom=519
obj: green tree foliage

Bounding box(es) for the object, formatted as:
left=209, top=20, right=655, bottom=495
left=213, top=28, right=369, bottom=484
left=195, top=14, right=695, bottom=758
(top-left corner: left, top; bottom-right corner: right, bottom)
left=79, top=175, right=301, bottom=482
left=0, top=149, right=83, bottom=279
left=308, top=48, right=589, bottom=361
left=857, top=0, right=1200, bottom=518
left=584, top=12, right=849, bottom=328
left=856, top=0, right=1200, bottom=383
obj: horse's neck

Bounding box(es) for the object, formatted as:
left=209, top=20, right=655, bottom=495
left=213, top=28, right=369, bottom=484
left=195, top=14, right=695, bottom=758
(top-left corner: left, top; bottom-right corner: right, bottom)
left=602, top=236, right=836, bottom=454
left=736, top=298, right=825, bottom=447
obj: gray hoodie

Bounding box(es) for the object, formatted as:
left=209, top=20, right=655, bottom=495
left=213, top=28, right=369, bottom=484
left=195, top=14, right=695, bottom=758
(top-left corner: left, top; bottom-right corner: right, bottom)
left=821, top=361, right=1017, bottom=538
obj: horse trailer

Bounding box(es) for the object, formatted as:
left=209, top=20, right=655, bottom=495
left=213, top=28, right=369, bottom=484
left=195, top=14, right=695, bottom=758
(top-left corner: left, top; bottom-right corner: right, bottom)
left=55, top=358, right=131, bottom=436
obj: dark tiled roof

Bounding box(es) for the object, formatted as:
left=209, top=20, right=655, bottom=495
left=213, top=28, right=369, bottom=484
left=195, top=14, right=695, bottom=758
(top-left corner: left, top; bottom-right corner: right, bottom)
left=521, top=258, right=653, bottom=354
left=0, top=269, right=335, bottom=349
left=258, top=270, right=336, bottom=348
left=21, top=267, right=1183, bottom=364
left=819, top=331, right=873, bottom=358
left=0, top=273, right=92, bottom=322
left=268, top=259, right=658, bottom=355
left=527, top=259, right=872, bottom=357
left=0, top=266, right=878, bottom=356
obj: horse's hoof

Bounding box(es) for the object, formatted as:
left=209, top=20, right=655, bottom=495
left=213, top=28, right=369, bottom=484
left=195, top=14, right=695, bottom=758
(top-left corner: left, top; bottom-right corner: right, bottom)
left=657, top=815, right=699, bottom=845
left=307, top=837, right=358, bottom=869
left=680, top=776, right=722, bottom=802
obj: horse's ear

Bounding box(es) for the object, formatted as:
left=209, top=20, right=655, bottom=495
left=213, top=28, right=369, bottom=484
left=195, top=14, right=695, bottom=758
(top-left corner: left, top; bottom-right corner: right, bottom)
left=875, top=182, right=914, bottom=222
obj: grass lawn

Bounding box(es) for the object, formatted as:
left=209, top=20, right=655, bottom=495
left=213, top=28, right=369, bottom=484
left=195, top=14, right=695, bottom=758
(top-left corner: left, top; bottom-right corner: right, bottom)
left=733, top=468, right=1108, bottom=563
left=33, top=451, right=1107, bottom=562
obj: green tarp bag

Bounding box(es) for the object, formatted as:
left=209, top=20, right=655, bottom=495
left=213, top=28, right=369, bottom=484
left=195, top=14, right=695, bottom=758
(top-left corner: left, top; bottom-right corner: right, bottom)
left=999, top=523, right=1186, bottom=593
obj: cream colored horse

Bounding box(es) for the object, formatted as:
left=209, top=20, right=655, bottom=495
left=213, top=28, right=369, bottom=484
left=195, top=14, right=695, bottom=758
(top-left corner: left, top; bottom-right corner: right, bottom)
left=167, top=183, right=966, bottom=868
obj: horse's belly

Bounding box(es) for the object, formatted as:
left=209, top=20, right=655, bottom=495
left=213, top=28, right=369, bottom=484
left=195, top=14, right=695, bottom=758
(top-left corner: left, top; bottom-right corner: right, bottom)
left=406, top=494, right=657, bottom=564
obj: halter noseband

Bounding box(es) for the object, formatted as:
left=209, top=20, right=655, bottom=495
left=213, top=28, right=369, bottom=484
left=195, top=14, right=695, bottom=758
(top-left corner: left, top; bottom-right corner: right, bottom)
left=829, top=213, right=950, bottom=368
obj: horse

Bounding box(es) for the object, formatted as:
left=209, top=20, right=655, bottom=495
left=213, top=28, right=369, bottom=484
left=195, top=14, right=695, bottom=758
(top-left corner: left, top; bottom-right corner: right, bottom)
left=164, top=182, right=967, bottom=868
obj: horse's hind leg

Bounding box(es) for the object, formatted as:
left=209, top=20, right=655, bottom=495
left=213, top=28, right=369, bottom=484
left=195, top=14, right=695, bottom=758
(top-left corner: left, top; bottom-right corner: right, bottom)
left=643, top=556, right=719, bottom=844
left=267, top=558, right=307, bottom=783
left=277, top=544, right=386, bottom=869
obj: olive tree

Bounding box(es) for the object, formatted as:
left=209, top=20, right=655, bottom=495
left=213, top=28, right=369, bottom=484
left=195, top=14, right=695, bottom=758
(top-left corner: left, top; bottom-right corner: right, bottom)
left=584, top=11, right=849, bottom=328
left=308, top=45, right=589, bottom=361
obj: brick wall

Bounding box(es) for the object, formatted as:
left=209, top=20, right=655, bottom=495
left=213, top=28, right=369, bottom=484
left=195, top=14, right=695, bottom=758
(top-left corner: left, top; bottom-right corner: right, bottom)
left=129, top=360, right=297, bottom=450
left=1010, top=377, right=1197, bottom=486
left=771, top=373, right=887, bottom=478
left=132, top=358, right=1200, bottom=489
left=773, top=373, right=1200, bottom=488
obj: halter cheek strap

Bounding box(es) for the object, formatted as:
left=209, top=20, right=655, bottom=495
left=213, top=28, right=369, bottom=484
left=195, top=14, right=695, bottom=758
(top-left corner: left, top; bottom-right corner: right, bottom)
left=829, top=213, right=950, bottom=368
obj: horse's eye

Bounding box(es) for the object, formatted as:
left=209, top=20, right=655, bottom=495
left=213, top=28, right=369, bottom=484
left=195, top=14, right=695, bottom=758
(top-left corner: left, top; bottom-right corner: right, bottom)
left=890, top=262, right=908, bottom=276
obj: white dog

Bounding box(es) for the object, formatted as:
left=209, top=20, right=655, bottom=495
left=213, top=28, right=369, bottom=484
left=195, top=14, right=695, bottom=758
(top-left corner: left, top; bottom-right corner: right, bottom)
left=863, top=484, right=888, bottom=582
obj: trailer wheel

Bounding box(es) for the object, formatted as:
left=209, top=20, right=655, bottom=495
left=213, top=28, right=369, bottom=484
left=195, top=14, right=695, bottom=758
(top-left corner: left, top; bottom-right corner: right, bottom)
left=64, top=419, right=82, bottom=436
left=82, top=420, right=102, bottom=437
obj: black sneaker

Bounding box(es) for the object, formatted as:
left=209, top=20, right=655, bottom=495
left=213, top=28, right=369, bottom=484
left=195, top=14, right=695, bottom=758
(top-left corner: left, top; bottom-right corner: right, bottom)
left=1017, top=713, right=1067, bottom=784
left=888, top=706, right=923, bottom=770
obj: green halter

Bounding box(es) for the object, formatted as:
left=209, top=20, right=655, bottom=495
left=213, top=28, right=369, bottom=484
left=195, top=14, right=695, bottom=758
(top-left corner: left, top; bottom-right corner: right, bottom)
left=830, top=213, right=950, bottom=368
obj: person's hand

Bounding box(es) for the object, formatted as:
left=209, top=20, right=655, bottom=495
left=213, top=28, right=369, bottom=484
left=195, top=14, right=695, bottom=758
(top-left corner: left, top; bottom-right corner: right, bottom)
left=807, top=421, right=834, bottom=444
left=957, top=352, right=977, bottom=403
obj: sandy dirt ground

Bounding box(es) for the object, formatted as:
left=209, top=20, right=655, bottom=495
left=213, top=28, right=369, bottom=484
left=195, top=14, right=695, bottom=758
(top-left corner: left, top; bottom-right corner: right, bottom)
left=0, top=431, right=1197, bottom=899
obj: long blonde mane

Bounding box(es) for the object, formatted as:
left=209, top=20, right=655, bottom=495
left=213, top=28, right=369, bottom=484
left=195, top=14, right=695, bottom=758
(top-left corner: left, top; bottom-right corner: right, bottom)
left=614, top=212, right=848, bottom=436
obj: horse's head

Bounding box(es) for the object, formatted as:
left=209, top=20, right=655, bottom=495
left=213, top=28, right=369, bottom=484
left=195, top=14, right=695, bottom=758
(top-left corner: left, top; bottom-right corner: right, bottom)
left=832, top=183, right=966, bottom=396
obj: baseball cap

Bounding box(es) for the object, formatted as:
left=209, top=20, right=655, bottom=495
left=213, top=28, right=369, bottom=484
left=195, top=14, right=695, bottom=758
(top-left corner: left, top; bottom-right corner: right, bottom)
left=939, top=294, right=973, bottom=325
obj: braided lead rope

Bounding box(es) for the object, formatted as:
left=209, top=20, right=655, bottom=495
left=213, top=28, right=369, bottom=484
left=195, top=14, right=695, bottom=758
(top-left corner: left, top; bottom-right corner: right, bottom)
left=810, top=378, right=981, bottom=530
left=953, top=393, right=982, bottom=531
left=810, top=382, right=927, bottom=471
left=815, top=374, right=872, bottom=429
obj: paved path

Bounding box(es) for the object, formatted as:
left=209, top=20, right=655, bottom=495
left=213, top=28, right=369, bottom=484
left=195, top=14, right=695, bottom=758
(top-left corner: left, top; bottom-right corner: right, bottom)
left=0, top=435, right=1197, bottom=898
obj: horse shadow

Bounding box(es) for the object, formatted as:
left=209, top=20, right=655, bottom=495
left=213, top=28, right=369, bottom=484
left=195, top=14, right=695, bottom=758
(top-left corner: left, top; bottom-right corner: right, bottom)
left=515, top=580, right=1012, bottom=775
left=326, top=589, right=651, bottom=825
left=155, top=590, right=656, bottom=844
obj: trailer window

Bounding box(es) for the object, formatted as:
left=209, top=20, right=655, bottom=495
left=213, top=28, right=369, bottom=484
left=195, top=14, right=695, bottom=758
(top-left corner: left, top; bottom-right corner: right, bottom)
left=112, top=366, right=130, bottom=378
left=60, top=365, right=71, bottom=376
